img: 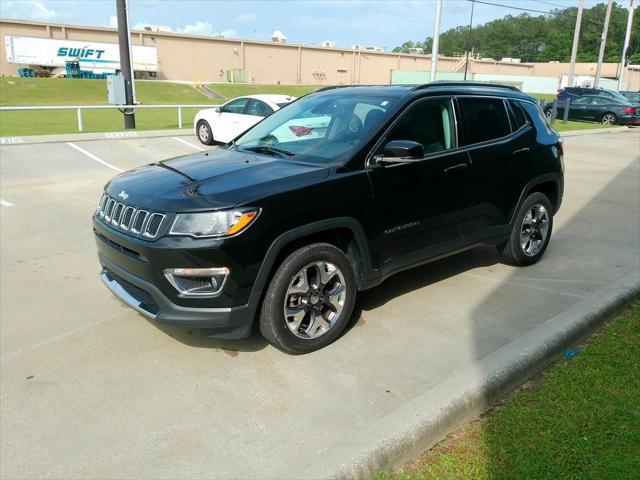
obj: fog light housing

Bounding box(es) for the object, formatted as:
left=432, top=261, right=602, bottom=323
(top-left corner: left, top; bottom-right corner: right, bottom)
left=164, top=267, right=229, bottom=297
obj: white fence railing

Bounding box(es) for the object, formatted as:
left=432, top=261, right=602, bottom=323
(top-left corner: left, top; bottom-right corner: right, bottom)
left=0, top=104, right=219, bottom=132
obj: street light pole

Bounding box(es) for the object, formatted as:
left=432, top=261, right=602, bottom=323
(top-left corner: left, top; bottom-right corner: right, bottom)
left=617, top=0, right=637, bottom=90
left=463, top=0, right=475, bottom=81
left=594, top=0, right=614, bottom=88
left=116, top=0, right=135, bottom=129
left=430, top=0, right=443, bottom=83
left=567, top=0, right=584, bottom=88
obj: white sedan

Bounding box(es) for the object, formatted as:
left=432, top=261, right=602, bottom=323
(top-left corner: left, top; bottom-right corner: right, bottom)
left=194, top=94, right=296, bottom=145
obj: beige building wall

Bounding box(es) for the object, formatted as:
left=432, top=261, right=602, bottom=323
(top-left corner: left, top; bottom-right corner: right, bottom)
left=1, top=18, right=637, bottom=90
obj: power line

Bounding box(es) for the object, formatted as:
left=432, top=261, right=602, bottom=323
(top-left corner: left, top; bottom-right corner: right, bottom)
left=469, top=0, right=601, bottom=26
left=531, top=0, right=566, bottom=8
left=469, top=0, right=557, bottom=15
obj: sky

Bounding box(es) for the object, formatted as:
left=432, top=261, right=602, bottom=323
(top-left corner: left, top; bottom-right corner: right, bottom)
left=0, top=0, right=617, bottom=51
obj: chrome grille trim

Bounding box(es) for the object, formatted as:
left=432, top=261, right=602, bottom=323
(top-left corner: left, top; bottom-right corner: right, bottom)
left=96, top=194, right=166, bottom=239
left=131, top=210, right=148, bottom=234
left=120, top=206, right=135, bottom=230
left=104, top=199, right=116, bottom=221
left=111, top=203, right=124, bottom=225
left=143, top=213, right=165, bottom=238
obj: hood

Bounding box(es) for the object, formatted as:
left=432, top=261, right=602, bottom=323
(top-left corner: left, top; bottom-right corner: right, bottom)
left=105, top=146, right=330, bottom=212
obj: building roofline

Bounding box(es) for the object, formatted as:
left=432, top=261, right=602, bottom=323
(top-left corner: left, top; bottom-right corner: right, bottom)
left=0, top=17, right=456, bottom=60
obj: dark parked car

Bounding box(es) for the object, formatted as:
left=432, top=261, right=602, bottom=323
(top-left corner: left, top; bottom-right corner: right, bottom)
left=557, top=86, right=631, bottom=104
left=544, top=95, right=639, bottom=125
left=94, top=82, right=564, bottom=354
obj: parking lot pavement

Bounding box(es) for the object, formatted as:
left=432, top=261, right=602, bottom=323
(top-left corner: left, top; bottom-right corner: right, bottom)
left=1, top=131, right=639, bottom=479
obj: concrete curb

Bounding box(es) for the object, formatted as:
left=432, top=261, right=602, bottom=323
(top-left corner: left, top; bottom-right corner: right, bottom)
left=559, top=126, right=633, bottom=137
left=0, top=128, right=193, bottom=146
left=284, top=272, right=640, bottom=480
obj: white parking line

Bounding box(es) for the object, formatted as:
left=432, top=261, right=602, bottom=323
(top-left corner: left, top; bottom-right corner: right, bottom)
left=172, top=136, right=205, bottom=152
left=67, top=142, right=124, bottom=172
left=0, top=198, right=14, bottom=207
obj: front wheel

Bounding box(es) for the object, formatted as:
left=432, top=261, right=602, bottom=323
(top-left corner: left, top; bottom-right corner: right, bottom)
left=196, top=120, right=214, bottom=145
left=498, top=192, right=553, bottom=266
left=259, top=243, right=357, bottom=354
left=601, top=113, right=616, bottom=125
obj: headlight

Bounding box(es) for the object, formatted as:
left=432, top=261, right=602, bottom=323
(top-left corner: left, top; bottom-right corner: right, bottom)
left=169, top=208, right=260, bottom=238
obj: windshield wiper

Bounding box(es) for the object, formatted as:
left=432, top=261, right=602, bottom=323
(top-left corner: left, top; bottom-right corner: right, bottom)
left=241, top=145, right=295, bottom=157
left=153, top=162, right=197, bottom=182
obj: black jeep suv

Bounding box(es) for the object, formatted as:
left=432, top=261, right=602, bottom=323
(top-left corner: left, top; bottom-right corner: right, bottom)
left=94, top=82, right=564, bottom=354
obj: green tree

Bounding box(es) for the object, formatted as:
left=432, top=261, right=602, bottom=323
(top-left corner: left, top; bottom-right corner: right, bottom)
left=394, top=2, right=639, bottom=64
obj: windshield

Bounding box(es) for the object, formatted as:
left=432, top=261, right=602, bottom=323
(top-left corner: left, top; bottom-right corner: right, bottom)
left=234, top=93, right=397, bottom=163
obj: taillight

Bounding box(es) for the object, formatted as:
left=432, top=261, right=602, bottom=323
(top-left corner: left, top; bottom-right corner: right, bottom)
left=623, top=106, right=637, bottom=114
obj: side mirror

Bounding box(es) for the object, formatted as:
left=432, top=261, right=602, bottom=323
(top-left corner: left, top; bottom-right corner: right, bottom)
left=214, top=106, right=222, bottom=113
left=378, top=140, right=424, bottom=164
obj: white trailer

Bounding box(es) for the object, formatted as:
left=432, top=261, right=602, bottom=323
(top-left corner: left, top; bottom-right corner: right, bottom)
left=4, top=35, right=158, bottom=74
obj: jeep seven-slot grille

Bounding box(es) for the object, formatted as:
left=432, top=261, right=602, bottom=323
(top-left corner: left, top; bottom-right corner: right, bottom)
left=96, top=194, right=166, bottom=239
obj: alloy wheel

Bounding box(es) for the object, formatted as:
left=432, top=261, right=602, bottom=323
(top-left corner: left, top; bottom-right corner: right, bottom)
left=601, top=113, right=616, bottom=125
left=198, top=124, right=210, bottom=142
left=283, top=261, right=347, bottom=339
left=519, top=203, right=550, bottom=257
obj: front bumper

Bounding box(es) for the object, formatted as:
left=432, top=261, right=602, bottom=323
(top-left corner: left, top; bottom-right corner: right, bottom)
left=99, top=255, right=255, bottom=338
left=94, top=216, right=261, bottom=338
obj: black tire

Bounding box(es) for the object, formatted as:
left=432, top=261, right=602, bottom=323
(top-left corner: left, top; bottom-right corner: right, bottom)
left=498, top=192, right=554, bottom=266
left=601, top=112, right=617, bottom=125
left=259, top=243, right=357, bottom=354
left=196, top=120, right=214, bottom=145
left=544, top=108, right=553, bottom=120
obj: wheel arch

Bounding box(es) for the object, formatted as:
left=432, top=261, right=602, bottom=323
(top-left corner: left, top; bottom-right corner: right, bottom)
left=510, top=174, right=563, bottom=224
left=249, top=218, right=374, bottom=312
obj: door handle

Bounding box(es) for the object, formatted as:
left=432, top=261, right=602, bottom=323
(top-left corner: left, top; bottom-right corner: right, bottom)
left=513, top=147, right=530, bottom=155
left=443, top=163, right=468, bottom=174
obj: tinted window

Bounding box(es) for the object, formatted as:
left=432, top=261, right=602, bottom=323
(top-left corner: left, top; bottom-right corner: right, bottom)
left=521, top=101, right=555, bottom=135
left=509, top=100, right=529, bottom=129
left=459, top=98, right=511, bottom=144
left=222, top=98, right=249, bottom=114
left=591, top=97, right=611, bottom=105
left=385, top=98, right=455, bottom=155
left=246, top=99, right=273, bottom=117
left=572, top=96, right=592, bottom=105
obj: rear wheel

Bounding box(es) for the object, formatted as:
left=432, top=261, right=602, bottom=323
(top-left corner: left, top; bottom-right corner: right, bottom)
left=601, top=112, right=616, bottom=125
left=544, top=108, right=553, bottom=120
left=498, top=192, right=553, bottom=266
left=259, top=243, right=357, bottom=354
left=196, top=120, right=214, bottom=145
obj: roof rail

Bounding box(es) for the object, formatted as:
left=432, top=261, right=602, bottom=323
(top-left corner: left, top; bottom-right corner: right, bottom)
left=413, top=81, right=521, bottom=92
left=315, top=85, right=351, bottom=93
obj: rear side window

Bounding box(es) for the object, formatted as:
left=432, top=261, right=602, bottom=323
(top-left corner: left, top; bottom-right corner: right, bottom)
left=509, top=100, right=529, bottom=129
left=458, top=98, right=511, bottom=144
left=520, top=101, right=555, bottom=135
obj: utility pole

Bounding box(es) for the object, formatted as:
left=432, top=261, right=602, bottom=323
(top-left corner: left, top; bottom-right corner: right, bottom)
left=567, top=0, right=584, bottom=88
left=430, top=0, right=443, bottom=82
left=594, top=0, right=614, bottom=88
left=617, top=0, right=637, bottom=90
left=464, top=0, right=475, bottom=81
left=116, top=0, right=135, bottom=129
